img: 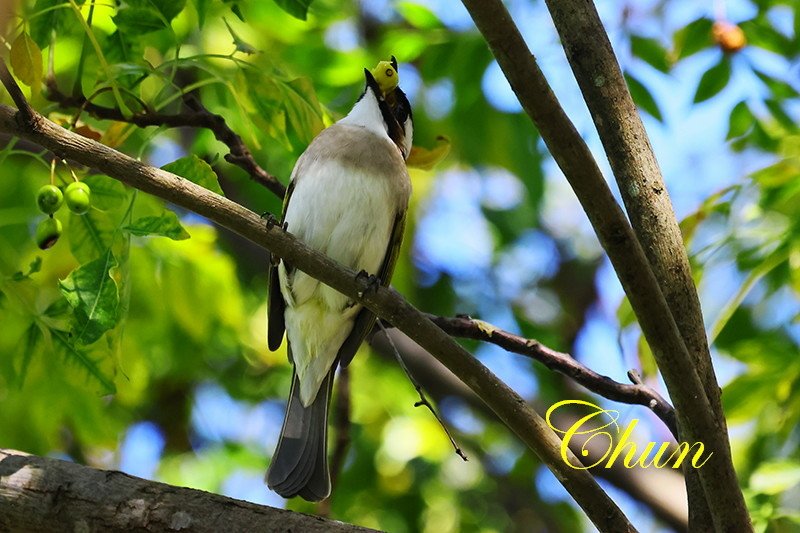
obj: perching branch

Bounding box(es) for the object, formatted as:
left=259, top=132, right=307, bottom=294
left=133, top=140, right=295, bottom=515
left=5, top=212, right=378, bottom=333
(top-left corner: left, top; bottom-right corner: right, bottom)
left=44, top=78, right=285, bottom=197
left=0, top=449, right=377, bottom=533
left=0, top=76, right=636, bottom=532
left=458, top=1, right=749, bottom=531
left=426, top=315, right=677, bottom=438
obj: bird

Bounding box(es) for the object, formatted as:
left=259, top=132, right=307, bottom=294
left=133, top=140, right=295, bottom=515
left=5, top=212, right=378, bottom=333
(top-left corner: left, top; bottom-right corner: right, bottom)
left=266, top=58, right=413, bottom=502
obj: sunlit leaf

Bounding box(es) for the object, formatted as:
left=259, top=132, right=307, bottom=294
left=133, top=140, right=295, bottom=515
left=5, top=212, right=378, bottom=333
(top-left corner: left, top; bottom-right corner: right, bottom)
left=49, top=329, right=116, bottom=393
left=68, top=209, right=118, bottom=263
left=280, top=77, right=325, bottom=145
left=83, top=175, right=128, bottom=211
left=162, top=155, right=225, bottom=196
left=396, top=2, right=441, bottom=30
left=124, top=211, right=190, bottom=240
left=10, top=32, right=43, bottom=90
left=59, top=249, right=120, bottom=345
left=750, top=461, right=800, bottom=495
left=693, top=58, right=731, bottom=103
left=407, top=136, right=451, bottom=170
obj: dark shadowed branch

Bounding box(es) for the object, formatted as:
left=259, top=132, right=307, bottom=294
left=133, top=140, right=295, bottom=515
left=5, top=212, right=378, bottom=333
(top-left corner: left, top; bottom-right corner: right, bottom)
left=0, top=449, right=377, bottom=533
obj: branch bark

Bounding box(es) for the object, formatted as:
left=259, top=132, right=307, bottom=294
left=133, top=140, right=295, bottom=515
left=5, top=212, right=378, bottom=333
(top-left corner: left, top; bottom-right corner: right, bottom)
left=458, top=1, right=749, bottom=531
left=0, top=449, right=376, bottom=532
left=542, top=1, right=738, bottom=528
left=0, top=100, right=635, bottom=532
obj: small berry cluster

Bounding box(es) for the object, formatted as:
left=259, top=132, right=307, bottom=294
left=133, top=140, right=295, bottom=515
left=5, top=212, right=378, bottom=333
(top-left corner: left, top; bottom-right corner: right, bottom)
left=35, top=161, right=92, bottom=250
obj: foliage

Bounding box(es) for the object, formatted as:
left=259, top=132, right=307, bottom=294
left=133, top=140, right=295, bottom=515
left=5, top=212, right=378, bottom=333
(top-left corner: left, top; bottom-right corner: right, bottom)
left=0, top=0, right=798, bottom=531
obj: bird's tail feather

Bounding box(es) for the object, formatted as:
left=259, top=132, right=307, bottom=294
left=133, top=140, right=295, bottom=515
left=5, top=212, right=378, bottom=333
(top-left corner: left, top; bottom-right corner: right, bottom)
left=266, top=369, right=333, bottom=502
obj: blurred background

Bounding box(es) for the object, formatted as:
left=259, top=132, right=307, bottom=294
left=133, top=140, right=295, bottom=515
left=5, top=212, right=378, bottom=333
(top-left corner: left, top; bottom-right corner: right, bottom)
left=0, top=0, right=798, bottom=531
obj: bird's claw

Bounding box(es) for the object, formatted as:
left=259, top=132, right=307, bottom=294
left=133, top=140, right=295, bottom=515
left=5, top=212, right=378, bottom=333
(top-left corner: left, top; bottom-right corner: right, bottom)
left=355, top=270, right=380, bottom=298
left=262, top=213, right=288, bottom=232
left=263, top=212, right=279, bottom=229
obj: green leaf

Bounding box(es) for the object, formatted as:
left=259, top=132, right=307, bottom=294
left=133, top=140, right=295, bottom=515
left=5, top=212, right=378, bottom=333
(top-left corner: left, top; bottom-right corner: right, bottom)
left=764, top=100, right=797, bottom=132
left=750, top=461, right=800, bottom=495
left=630, top=35, right=670, bottom=72
left=103, top=30, right=144, bottom=65
left=753, top=70, right=799, bottom=99
left=59, top=250, right=120, bottom=346
left=727, top=101, right=755, bottom=140
left=673, top=18, right=713, bottom=60
left=280, top=77, right=324, bottom=145
left=50, top=329, right=116, bottom=393
left=194, top=0, right=211, bottom=28
left=83, top=175, right=128, bottom=211
left=162, top=155, right=225, bottom=196
left=124, top=211, right=190, bottom=240
left=113, top=7, right=168, bottom=34
left=271, top=0, right=312, bottom=20
left=10, top=32, right=43, bottom=89
left=128, top=0, right=187, bottom=22
left=693, top=58, right=731, bottom=103
left=625, top=73, right=663, bottom=122
left=16, top=324, right=40, bottom=388
left=68, top=209, right=118, bottom=263
left=29, top=0, right=68, bottom=48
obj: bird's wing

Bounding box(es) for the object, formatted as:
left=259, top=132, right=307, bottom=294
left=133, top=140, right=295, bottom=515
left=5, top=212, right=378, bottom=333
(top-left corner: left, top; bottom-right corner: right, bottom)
left=337, top=208, right=407, bottom=367
left=267, top=179, right=295, bottom=353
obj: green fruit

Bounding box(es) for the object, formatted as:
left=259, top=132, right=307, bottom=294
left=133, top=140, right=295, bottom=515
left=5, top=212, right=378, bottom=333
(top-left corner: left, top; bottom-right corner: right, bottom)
left=65, top=181, right=91, bottom=215
left=36, top=216, right=62, bottom=250
left=36, top=184, right=64, bottom=214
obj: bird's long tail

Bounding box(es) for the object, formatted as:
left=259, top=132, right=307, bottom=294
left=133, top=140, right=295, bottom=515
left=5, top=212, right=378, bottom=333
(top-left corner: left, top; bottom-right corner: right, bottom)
left=266, top=369, right=334, bottom=502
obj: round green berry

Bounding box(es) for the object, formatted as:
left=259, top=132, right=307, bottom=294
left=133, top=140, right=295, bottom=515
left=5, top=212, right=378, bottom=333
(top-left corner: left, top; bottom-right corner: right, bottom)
left=36, top=184, right=64, bottom=214
left=65, top=181, right=91, bottom=215
left=36, top=216, right=62, bottom=250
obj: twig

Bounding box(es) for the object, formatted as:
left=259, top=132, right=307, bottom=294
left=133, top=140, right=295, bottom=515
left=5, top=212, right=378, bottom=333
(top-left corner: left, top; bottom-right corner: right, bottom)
left=0, top=61, right=35, bottom=125
left=427, top=314, right=677, bottom=438
left=44, top=78, right=285, bottom=197
left=376, top=320, right=467, bottom=461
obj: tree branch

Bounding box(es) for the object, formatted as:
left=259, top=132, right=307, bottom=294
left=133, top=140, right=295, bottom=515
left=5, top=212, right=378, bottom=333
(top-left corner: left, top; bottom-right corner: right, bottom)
left=458, top=1, right=749, bottom=530
left=0, top=99, right=635, bottom=531
left=44, top=78, right=286, bottom=197
left=427, top=315, right=677, bottom=438
left=0, top=449, right=376, bottom=532
left=542, top=1, right=740, bottom=528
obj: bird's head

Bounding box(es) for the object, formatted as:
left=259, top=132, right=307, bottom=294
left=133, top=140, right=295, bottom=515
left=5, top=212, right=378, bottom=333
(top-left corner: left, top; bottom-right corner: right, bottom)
left=340, top=57, right=413, bottom=159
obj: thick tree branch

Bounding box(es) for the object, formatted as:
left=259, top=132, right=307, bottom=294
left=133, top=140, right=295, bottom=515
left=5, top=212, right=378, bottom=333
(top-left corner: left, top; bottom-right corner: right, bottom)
left=458, top=1, right=749, bottom=531
left=0, top=449, right=376, bottom=532
left=44, top=79, right=286, bottom=198
left=427, top=314, right=677, bottom=437
left=543, top=1, right=739, bottom=528
left=0, top=100, right=635, bottom=532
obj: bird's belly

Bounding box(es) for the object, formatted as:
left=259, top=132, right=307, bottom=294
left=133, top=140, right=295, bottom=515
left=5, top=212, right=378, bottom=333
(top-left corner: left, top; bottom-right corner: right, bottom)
left=283, top=161, right=396, bottom=311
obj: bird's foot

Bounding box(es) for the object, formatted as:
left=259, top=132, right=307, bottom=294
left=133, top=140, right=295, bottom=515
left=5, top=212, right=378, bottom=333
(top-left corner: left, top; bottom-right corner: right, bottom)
left=355, top=270, right=381, bottom=298
left=262, top=213, right=288, bottom=232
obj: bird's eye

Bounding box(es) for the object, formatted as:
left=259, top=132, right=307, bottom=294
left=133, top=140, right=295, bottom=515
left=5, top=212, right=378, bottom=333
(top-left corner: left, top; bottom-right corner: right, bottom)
left=385, top=68, right=393, bottom=77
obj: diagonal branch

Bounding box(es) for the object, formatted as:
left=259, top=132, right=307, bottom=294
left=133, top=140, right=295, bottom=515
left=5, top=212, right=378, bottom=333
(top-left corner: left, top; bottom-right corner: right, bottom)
left=44, top=78, right=286, bottom=198
left=458, top=1, right=749, bottom=531
left=0, top=82, right=636, bottom=532
left=427, top=314, right=677, bottom=438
